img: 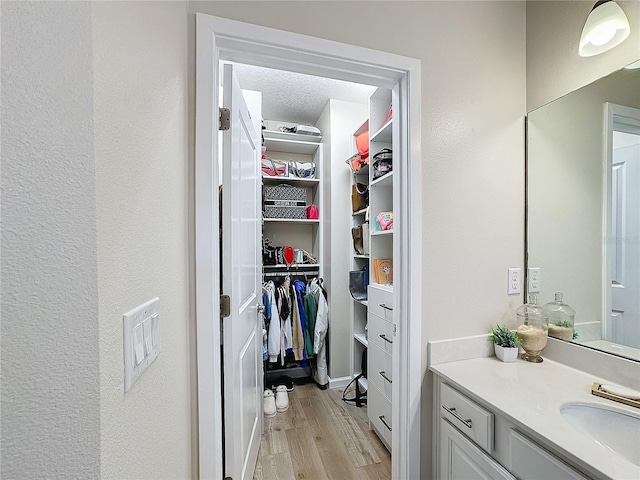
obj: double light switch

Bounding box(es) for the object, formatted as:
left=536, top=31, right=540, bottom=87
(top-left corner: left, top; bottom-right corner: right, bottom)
left=123, top=297, right=161, bottom=392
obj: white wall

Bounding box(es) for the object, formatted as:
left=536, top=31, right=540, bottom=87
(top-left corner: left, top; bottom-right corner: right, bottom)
left=189, top=2, right=526, bottom=477
left=92, top=2, right=192, bottom=479
left=0, top=2, right=100, bottom=477
left=527, top=0, right=640, bottom=112
left=528, top=70, right=640, bottom=330
left=317, top=99, right=368, bottom=380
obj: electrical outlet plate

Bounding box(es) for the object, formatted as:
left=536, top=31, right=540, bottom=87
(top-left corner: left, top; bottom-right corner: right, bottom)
left=527, top=267, right=541, bottom=293
left=508, top=268, right=521, bottom=295
left=123, top=297, right=161, bottom=392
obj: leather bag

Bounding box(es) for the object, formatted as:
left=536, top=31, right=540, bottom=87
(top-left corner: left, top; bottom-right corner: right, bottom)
left=351, top=183, right=368, bottom=212
left=349, top=265, right=369, bottom=301
left=352, top=225, right=364, bottom=255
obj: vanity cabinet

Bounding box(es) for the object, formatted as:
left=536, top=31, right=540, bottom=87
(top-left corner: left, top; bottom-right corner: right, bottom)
left=440, top=419, right=515, bottom=480
left=434, top=376, right=590, bottom=480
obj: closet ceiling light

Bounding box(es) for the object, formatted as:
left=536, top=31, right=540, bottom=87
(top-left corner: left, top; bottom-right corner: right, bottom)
left=579, top=1, right=631, bottom=57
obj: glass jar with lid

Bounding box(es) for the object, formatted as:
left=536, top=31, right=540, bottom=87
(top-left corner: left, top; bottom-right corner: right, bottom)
left=543, top=292, right=576, bottom=341
left=516, top=294, right=549, bottom=363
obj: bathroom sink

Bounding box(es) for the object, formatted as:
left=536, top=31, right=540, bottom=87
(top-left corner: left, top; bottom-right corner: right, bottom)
left=560, top=402, right=640, bottom=466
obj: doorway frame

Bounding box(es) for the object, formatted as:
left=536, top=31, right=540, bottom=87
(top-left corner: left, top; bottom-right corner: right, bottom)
left=603, top=103, right=640, bottom=342
left=195, top=14, right=422, bottom=480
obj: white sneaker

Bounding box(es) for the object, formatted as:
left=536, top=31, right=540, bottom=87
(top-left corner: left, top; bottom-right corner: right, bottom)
left=263, top=389, right=276, bottom=418
left=275, top=385, right=289, bottom=413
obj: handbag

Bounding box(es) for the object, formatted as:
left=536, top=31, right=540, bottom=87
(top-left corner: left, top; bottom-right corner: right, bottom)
left=261, top=157, right=288, bottom=177
left=351, top=183, right=369, bottom=212
left=290, top=161, right=316, bottom=179
left=372, top=149, right=392, bottom=179
left=352, top=225, right=364, bottom=255
left=306, top=204, right=319, bottom=219
left=349, top=265, right=369, bottom=301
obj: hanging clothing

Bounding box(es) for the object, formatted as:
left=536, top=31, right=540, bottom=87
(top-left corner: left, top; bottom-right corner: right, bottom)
left=294, top=280, right=308, bottom=363
left=303, top=291, right=317, bottom=359
left=289, top=283, right=304, bottom=360
left=308, top=278, right=329, bottom=386
left=264, top=281, right=281, bottom=363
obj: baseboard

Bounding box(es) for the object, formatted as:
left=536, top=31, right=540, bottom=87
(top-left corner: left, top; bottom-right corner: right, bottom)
left=328, top=375, right=351, bottom=389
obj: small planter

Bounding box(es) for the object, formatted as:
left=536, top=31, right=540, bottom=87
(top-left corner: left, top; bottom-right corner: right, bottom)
left=494, top=344, right=518, bottom=363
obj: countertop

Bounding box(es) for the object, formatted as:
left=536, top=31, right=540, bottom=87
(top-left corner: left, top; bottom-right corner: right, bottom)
left=430, top=357, right=640, bottom=480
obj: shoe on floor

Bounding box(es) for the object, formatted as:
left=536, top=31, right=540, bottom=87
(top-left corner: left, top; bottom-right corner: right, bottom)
left=271, top=375, right=294, bottom=392
left=275, top=385, right=289, bottom=413
left=263, top=389, right=276, bottom=418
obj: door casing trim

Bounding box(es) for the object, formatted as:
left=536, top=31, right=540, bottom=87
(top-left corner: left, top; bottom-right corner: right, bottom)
left=195, top=13, right=422, bottom=479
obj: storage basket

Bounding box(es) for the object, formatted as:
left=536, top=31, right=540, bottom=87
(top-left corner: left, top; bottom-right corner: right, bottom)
left=263, top=183, right=308, bottom=219
left=264, top=184, right=307, bottom=202
left=264, top=204, right=307, bottom=219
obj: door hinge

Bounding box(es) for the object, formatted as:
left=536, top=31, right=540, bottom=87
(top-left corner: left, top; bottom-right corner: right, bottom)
left=220, top=294, right=231, bottom=318
left=219, top=107, right=230, bottom=131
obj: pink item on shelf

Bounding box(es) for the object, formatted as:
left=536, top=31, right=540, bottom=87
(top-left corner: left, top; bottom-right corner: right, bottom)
left=377, top=211, right=393, bottom=231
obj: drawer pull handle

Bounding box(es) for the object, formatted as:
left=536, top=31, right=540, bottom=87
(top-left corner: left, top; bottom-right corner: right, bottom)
left=379, top=334, right=393, bottom=344
left=379, top=415, right=392, bottom=431
left=442, top=405, right=473, bottom=429
left=380, top=303, right=393, bottom=311
left=379, top=371, right=392, bottom=383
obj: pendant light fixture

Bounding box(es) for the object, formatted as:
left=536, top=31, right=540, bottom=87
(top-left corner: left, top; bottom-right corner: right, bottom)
left=579, top=0, right=630, bottom=57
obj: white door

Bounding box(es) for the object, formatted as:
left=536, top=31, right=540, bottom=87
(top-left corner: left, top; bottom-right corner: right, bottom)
left=609, top=128, right=640, bottom=348
left=221, top=63, right=263, bottom=480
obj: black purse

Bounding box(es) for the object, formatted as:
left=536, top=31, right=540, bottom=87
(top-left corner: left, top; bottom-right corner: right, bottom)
left=348, top=265, right=369, bottom=301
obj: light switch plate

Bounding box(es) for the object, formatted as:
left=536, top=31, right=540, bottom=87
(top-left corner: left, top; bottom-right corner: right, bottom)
left=123, top=297, right=160, bottom=392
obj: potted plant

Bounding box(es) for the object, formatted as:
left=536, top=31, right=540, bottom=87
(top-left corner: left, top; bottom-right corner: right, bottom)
left=489, top=324, right=521, bottom=362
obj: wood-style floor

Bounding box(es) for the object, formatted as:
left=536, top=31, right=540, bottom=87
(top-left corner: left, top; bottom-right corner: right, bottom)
left=254, top=381, right=391, bottom=480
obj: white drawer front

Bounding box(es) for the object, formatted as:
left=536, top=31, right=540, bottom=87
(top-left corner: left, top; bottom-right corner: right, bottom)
left=368, top=343, right=393, bottom=401
left=440, top=383, right=494, bottom=454
left=509, top=430, right=588, bottom=480
left=368, top=285, right=393, bottom=320
left=368, top=312, right=395, bottom=354
left=369, top=383, right=392, bottom=449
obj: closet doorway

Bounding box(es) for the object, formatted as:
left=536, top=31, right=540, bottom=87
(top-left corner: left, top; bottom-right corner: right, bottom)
left=195, top=14, right=422, bottom=480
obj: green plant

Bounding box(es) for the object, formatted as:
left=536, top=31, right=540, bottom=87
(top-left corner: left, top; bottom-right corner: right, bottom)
left=553, top=320, right=572, bottom=328
left=573, top=331, right=579, bottom=340
left=489, top=324, right=521, bottom=348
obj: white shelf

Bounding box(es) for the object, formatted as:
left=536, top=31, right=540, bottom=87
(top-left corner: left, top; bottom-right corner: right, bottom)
left=371, top=171, right=393, bottom=187
left=352, top=298, right=368, bottom=307
left=370, top=119, right=392, bottom=143
left=262, top=176, right=319, bottom=188
left=352, top=207, right=368, bottom=216
left=263, top=129, right=321, bottom=143
left=371, top=229, right=393, bottom=236
left=263, top=218, right=319, bottom=224
left=353, top=254, right=369, bottom=259
left=370, top=282, right=393, bottom=292
left=263, top=130, right=321, bottom=155
left=354, top=333, right=368, bottom=347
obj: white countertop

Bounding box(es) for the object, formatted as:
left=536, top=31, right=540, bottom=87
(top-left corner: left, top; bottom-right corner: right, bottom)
left=430, top=357, right=640, bottom=480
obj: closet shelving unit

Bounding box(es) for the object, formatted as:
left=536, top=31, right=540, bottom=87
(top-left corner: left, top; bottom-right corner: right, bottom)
left=261, top=122, right=324, bottom=383
left=349, top=119, right=370, bottom=396
left=348, top=88, right=396, bottom=452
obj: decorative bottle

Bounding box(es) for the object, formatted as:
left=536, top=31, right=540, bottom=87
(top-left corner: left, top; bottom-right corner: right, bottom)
left=516, top=294, right=549, bottom=363
left=543, top=292, right=576, bottom=341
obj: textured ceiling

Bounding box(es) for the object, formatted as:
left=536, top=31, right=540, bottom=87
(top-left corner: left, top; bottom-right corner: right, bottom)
left=231, top=62, right=376, bottom=126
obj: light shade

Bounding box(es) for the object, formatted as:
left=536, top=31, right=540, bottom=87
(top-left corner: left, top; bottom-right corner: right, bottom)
left=579, top=1, right=631, bottom=57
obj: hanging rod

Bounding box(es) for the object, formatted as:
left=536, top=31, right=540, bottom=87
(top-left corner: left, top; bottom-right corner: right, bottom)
left=263, top=263, right=320, bottom=269
left=263, top=270, right=319, bottom=278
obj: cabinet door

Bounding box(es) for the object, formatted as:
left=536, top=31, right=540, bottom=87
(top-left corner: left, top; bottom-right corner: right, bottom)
left=439, top=420, right=515, bottom=480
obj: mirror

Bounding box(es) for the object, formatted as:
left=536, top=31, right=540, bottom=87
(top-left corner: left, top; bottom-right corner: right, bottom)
left=527, top=60, right=640, bottom=362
